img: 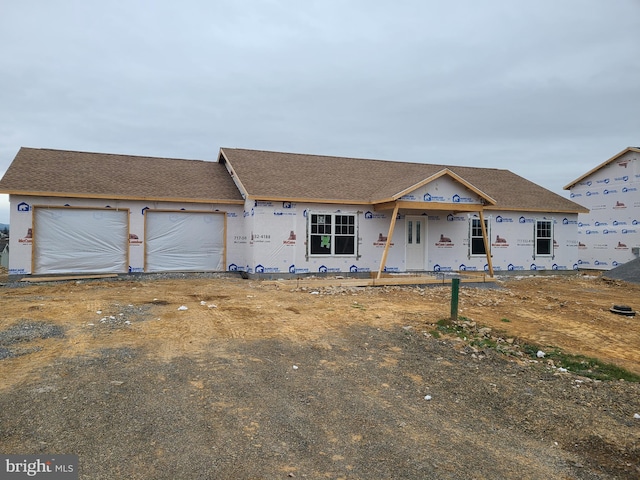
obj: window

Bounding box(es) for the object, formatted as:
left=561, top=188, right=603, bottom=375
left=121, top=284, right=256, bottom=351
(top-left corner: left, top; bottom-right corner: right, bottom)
left=469, top=217, right=489, bottom=256
left=309, top=213, right=357, bottom=256
left=535, top=220, right=553, bottom=256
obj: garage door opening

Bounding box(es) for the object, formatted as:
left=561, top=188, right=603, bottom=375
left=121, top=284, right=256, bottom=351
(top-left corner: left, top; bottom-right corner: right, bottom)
left=33, top=207, right=129, bottom=275
left=145, top=210, right=225, bottom=272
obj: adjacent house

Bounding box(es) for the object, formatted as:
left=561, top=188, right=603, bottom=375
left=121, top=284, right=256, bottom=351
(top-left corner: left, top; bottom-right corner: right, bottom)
left=564, top=147, right=640, bottom=270
left=0, top=147, right=587, bottom=277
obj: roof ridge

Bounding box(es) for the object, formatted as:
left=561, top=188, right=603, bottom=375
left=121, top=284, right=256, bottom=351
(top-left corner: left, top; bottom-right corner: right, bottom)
left=221, top=147, right=511, bottom=171
left=22, top=147, right=215, bottom=163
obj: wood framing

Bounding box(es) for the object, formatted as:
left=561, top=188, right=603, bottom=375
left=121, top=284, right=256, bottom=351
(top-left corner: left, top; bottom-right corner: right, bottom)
left=374, top=201, right=484, bottom=212
left=377, top=203, right=400, bottom=279
left=478, top=210, right=494, bottom=277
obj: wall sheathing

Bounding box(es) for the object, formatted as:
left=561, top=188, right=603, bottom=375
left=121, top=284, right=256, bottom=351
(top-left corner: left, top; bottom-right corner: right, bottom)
left=568, top=150, right=640, bottom=270
left=8, top=195, right=245, bottom=275
left=8, top=187, right=581, bottom=276
left=236, top=174, right=581, bottom=275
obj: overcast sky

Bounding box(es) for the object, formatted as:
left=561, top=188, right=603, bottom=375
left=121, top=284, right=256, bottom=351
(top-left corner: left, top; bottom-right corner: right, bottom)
left=1, top=0, right=639, bottom=224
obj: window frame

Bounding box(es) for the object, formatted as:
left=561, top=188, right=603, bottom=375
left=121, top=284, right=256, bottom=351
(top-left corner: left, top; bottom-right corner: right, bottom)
left=468, top=215, right=490, bottom=257
left=534, top=219, right=554, bottom=258
left=307, top=212, right=359, bottom=257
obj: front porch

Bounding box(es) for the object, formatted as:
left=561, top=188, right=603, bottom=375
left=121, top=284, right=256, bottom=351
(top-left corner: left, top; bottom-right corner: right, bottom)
left=265, top=270, right=496, bottom=289
left=374, top=200, right=494, bottom=279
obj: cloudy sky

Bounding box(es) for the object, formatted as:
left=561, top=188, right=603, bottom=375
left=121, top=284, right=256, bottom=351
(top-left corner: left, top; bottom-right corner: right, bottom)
left=1, top=0, right=639, bottom=224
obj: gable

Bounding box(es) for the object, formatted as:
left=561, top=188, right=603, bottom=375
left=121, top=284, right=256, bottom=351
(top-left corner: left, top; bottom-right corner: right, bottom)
left=391, top=169, right=495, bottom=206
left=564, top=147, right=640, bottom=190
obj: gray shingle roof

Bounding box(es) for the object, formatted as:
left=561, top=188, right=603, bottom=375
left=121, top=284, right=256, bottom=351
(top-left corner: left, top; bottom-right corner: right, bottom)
left=220, top=148, right=588, bottom=213
left=0, top=148, right=244, bottom=203
left=0, top=146, right=588, bottom=214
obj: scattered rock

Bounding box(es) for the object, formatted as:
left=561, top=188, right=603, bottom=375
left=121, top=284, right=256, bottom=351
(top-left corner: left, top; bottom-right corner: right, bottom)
left=478, top=327, right=492, bottom=337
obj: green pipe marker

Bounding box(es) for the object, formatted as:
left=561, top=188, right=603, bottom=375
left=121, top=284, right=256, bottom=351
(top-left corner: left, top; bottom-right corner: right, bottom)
left=451, top=278, right=460, bottom=321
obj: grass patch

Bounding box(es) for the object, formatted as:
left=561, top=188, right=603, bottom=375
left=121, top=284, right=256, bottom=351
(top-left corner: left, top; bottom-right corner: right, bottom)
left=470, top=338, right=498, bottom=349
left=434, top=318, right=466, bottom=339
left=426, top=317, right=639, bottom=382
left=500, top=318, right=510, bottom=323
left=522, top=343, right=640, bottom=382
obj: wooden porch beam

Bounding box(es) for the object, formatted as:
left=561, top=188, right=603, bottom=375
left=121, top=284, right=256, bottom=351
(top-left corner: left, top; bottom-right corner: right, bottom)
left=479, top=210, right=494, bottom=277
left=377, top=203, right=400, bottom=279
left=374, top=201, right=483, bottom=212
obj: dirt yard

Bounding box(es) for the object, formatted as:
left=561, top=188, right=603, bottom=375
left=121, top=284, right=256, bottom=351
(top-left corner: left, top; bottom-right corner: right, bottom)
left=0, top=272, right=639, bottom=479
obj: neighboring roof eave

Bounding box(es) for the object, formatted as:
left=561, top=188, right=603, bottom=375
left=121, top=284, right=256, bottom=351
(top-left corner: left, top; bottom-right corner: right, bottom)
left=563, top=147, right=640, bottom=190
left=381, top=168, right=497, bottom=206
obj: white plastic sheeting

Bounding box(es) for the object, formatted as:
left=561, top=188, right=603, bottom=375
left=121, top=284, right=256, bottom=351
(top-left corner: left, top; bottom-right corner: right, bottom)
left=145, top=211, right=225, bottom=272
left=33, top=207, right=128, bottom=274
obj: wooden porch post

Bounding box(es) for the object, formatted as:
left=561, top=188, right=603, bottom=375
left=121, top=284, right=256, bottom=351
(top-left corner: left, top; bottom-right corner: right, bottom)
left=377, top=203, right=400, bottom=279
left=479, top=210, right=494, bottom=277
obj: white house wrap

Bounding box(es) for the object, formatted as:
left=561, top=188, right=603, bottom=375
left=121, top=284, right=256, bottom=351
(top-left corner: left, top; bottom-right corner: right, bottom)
left=565, top=147, right=640, bottom=270
left=33, top=206, right=129, bottom=275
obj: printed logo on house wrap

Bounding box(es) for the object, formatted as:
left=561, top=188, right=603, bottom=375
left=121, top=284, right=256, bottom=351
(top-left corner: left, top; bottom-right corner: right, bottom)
left=1, top=455, right=78, bottom=479
left=424, top=193, right=445, bottom=202
left=452, top=193, right=474, bottom=203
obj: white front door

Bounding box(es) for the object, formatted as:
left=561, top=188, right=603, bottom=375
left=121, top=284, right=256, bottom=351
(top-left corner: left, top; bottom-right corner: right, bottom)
left=406, top=216, right=426, bottom=270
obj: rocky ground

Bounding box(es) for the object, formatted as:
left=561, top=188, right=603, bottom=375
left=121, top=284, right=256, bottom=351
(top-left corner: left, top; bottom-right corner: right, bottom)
left=0, top=272, right=639, bottom=479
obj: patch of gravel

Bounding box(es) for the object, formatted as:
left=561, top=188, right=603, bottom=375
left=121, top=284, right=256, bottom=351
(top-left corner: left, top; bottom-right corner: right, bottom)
left=87, top=303, right=155, bottom=331
left=0, top=271, right=239, bottom=289
left=0, top=320, right=64, bottom=360
left=603, top=257, right=640, bottom=284
left=0, top=320, right=65, bottom=345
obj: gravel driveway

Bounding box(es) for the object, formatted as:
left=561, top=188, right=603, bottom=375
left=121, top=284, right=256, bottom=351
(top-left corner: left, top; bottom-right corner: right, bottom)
left=0, top=274, right=639, bottom=479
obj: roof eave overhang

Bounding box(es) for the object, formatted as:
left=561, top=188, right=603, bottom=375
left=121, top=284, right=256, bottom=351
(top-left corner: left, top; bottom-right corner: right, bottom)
left=483, top=205, right=589, bottom=214
left=245, top=195, right=371, bottom=205
left=0, top=190, right=245, bottom=205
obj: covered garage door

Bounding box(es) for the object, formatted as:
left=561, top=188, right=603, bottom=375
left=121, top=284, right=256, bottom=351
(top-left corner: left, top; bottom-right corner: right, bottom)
left=33, top=207, right=129, bottom=274
left=145, top=211, right=225, bottom=272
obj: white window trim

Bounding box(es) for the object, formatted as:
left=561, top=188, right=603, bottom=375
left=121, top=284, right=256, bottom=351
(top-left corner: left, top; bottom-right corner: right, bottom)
left=306, top=211, right=359, bottom=258
left=534, top=218, right=554, bottom=259
left=468, top=215, right=491, bottom=258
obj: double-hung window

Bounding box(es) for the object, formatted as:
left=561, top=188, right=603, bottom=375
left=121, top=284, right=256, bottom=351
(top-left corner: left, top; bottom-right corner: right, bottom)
left=309, top=213, right=357, bottom=256
left=469, top=217, right=489, bottom=256
left=535, top=219, right=553, bottom=256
